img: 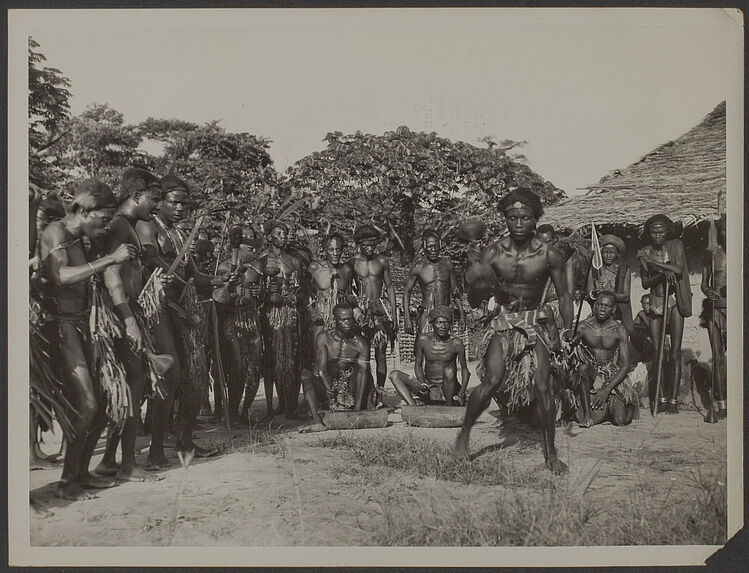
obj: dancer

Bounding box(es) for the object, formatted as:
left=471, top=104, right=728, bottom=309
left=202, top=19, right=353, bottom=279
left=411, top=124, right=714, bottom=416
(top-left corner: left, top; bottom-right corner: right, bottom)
left=39, top=179, right=136, bottom=499
left=453, top=187, right=572, bottom=474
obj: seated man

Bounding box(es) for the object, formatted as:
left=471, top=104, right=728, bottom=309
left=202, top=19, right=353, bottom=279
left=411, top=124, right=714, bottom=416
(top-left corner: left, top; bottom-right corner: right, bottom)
left=631, top=293, right=655, bottom=363
left=389, top=306, right=470, bottom=406
left=572, top=291, right=638, bottom=427
left=300, top=303, right=371, bottom=432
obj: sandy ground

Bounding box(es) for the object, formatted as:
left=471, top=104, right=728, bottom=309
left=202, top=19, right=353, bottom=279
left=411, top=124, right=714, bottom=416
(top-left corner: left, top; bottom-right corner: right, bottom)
left=30, top=354, right=727, bottom=547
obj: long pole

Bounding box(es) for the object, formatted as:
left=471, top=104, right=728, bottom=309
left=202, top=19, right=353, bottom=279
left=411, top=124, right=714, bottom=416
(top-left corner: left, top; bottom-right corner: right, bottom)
left=652, top=279, right=671, bottom=417
left=210, top=300, right=233, bottom=447
left=705, top=220, right=719, bottom=423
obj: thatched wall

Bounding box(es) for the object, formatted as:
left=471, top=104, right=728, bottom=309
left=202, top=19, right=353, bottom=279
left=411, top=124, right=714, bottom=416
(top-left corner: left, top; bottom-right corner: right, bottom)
left=544, top=101, right=726, bottom=230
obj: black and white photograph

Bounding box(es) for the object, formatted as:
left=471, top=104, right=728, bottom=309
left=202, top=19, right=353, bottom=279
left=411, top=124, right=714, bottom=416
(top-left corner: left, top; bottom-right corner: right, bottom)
left=7, top=7, right=744, bottom=568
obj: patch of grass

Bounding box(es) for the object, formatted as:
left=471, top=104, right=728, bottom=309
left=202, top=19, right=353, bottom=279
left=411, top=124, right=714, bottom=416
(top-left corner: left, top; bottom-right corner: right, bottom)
left=314, top=433, right=726, bottom=546
left=234, top=423, right=286, bottom=457
left=371, top=468, right=727, bottom=546
left=313, top=431, right=547, bottom=488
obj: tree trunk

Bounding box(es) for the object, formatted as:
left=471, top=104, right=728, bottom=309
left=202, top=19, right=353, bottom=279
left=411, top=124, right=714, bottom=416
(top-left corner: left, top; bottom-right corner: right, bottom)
left=399, top=193, right=416, bottom=261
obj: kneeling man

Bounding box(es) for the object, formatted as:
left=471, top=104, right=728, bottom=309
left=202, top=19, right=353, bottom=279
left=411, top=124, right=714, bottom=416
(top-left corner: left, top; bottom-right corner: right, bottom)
left=574, top=290, right=638, bottom=427
left=300, top=303, right=370, bottom=432
left=390, top=306, right=470, bottom=406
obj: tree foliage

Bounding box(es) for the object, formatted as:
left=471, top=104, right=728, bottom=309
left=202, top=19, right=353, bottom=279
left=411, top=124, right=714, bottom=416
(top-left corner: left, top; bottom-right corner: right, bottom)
left=28, top=37, right=72, bottom=188
left=284, top=126, right=564, bottom=262
left=58, top=103, right=144, bottom=189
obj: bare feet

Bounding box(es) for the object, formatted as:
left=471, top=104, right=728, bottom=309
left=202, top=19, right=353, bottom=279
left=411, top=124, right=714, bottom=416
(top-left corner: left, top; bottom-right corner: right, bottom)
left=94, top=460, right=121, bottom=476
left=546, top=457, right=569, bottom=476
left=116, top=465, right=151, bottom=482
left=299, top=423, right=327, bottom=433
left=452, top=432, right=470, bottom=459
left=79, top=473, right=118, bottom=489
left=146, top=453, right=172, bottom=471
left=578, top=414, right=593, bottom=429
left=56, top=481, right=96, bottom=501
left=30, top=495, right=54, bottom=517
left=181, top=443, right=218, bottom=458
left=30, top=454, right=58, bottom=471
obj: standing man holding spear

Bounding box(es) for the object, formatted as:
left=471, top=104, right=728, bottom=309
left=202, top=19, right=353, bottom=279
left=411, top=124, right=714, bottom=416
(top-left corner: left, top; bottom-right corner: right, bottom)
left=136, top=174, right=232, bottom=469
left=700, top=214, right=727, bottom=420
left=638, top=214, right=692, bottom=415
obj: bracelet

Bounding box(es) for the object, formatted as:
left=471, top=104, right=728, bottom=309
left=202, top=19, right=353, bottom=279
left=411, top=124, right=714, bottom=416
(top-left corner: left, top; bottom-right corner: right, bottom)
left=88, top=262, right=97, bottom=275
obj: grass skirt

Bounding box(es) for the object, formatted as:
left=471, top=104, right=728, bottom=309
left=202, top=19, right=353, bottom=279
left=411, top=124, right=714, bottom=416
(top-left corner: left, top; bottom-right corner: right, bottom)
left=262, top=304, right=300, bottom=413
left=699, top=298, right=727, bottom=349
left=222, top=303, right=263, bottom=405
left=30, top=298, right=78, bottom=441
left=179, top=284, right=210, bottom=395
left=476, top=310, right=542, bottom=413
left=356, top=296, right=394, bottom=352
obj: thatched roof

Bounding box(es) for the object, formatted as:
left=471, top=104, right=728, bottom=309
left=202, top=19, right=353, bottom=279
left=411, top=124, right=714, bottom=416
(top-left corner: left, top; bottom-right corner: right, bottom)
left=544, top=102, right=726, bottom=230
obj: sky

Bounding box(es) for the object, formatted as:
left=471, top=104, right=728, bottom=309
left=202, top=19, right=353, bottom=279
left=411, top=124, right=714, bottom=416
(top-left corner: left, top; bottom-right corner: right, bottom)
left=20, top=8, right=737, bottom=196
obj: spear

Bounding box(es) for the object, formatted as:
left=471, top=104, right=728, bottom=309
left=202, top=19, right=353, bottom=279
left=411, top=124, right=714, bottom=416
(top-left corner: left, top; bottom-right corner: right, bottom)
left=704, top=216, right=719, bottom=423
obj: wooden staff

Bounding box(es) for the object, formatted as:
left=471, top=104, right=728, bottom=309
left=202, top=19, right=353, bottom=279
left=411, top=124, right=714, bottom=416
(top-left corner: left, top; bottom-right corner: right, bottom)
left=210, top=299, right=232, bottom=447
left=652, top=278, right=671, bottom=418
left=705, top=218, right=719, bottom=423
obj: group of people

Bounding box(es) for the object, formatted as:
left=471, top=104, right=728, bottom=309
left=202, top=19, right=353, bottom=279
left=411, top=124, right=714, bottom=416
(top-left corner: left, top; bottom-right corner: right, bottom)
left=29, top=169, right=728, bottom=499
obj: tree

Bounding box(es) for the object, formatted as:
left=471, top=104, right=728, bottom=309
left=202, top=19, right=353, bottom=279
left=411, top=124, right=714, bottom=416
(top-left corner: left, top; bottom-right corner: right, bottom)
left=138, top=118, right=282, bottom=237
left=28, top=37, right=72, bottom=188
left=285, top=126, right=564, bottom=262
left=58, top=103, right=144, bottom=189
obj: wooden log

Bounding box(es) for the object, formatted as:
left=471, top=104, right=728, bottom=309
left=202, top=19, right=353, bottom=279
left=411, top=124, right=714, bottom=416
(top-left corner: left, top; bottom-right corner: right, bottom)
left=401, top=405, right=466, bottom=428
left=322, top=409, right=389, bottom=430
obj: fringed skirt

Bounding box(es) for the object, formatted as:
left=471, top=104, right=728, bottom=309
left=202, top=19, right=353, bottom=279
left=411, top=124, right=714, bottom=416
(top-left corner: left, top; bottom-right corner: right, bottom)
left=222, top=304, right=263, bottom=402
left=262, top=304, right=300, bottom=410
left=476, top=311, right=543, bottom=413
left=179, top=284, right=210, bottom=396
left=356, top=296, right=394, bottom=352
left=30, top=299, right=78, bottom=441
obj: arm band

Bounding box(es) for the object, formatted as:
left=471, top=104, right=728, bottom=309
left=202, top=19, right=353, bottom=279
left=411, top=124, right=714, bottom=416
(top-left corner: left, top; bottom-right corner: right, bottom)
left=88, top=262, right=97, bottom=275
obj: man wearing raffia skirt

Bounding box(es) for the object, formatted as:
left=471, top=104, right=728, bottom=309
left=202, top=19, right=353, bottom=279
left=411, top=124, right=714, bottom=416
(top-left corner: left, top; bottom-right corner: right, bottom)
left=299, top=303, right=371, bottom=432
left=453, top=187, right=572, bottom=475
left=136, top=175, right=228, bottom=468
left=39, top=179, right=138, bottom=499
left=257, top=220, right=308, bottom=420
left=403, top=229, right=463, bottom=338
left=349, top=224, right=398, bottom=408
left=215, top=225, right=265, bottom=424
left=93, top=168, right=165, bottom=481
left=700, top=214, right=727, bottom=418
left=570, top=291, right=638, bottom=427
left=308, top=233, right=354, bottom=342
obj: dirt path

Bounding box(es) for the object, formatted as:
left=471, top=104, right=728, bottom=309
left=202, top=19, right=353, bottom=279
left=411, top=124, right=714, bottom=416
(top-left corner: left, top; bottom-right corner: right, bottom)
left=30, top=362, right=727, bottom=547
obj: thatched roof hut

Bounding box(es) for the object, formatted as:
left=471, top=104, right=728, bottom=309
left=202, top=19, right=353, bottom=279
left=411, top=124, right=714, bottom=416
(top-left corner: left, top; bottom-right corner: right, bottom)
left=543, top=101, right=726, bottom=234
